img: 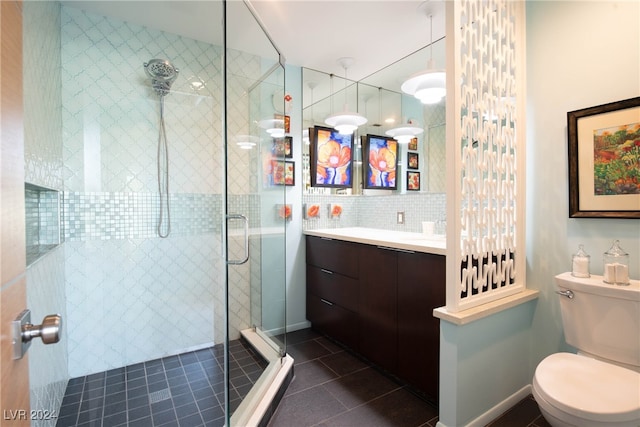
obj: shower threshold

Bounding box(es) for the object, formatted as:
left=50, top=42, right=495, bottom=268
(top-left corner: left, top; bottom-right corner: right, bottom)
left=55, top=333, right=287, bottom=426
left=230, top=328, right=294, bottom=427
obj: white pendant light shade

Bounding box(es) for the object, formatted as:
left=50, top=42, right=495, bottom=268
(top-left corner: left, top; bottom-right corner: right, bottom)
left=385, top=123, right=424, bottom=144
left=324, top=57, right=368, bottom=135
left=401, top=8, right=446, bottom=105
left=325, top=110, right=368, bottom=136
left=258, top=118, right=285, bottom=138
left=235, top=135, right=259, bottom=150
left=401, top=69, right=446, bottom=105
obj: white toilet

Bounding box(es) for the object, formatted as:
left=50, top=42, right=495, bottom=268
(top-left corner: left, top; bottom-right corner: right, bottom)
left=532, top=272, right=640, bottom=427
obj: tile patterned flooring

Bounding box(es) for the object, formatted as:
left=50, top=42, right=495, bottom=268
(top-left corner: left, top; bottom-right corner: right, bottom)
left=56, top=328, right=551, bottom=427
left=56, top=339, right=267, bottom=427
left=268, top=328, right=551, bottom=427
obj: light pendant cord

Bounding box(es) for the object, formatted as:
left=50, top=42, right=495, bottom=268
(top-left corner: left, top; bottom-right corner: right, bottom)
left=157, top=95, right=171, bottom=238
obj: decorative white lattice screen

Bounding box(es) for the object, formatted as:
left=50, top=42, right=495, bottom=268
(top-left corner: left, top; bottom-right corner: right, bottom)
left=446, top=0, right=526, bottom=312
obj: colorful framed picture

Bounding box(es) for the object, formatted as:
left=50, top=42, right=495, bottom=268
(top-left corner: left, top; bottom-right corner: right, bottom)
left=407, top=171, right=421, bottom=191
left=310, top=126, right=353, bottom=188
left=304, top=204, right=320, bottom=219
left=275, top=114, right=291, bottom=133
left=568, top=97, right=640, bottom=218
left=276, top=204, right=292, bottom=221
left=408, top=152, right=419, bottom=169
left=329, top=203, right=343, bottom=218
left=273, top=160, right=295, bottom=186
left=364, top=134, right=398, bottom=190
left=408, top=138, right=418, bottom=151
left=273, top=136, right=293, bottom=158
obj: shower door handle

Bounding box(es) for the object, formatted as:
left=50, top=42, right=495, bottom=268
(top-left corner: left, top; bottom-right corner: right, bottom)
left=227, top=214, right=250, bottom=265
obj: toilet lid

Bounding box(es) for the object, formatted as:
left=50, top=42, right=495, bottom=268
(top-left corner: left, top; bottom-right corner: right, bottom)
left=534, top=353, right=640, bottom=423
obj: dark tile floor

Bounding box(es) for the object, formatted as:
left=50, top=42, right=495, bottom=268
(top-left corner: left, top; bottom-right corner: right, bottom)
left=269, top=328, right=551, bottom=427
left=56, top=338, right=268, bottom=427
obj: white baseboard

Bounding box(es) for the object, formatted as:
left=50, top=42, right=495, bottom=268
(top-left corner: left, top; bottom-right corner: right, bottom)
left=261, top=320, right=311, bottom=337
left=436, top=385, right=532, bottom=427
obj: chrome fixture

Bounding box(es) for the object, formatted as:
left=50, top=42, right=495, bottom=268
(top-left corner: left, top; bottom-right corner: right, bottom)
left=144, top=59, right=179, bottom=238
left=12, top=309, right=62, bottom=360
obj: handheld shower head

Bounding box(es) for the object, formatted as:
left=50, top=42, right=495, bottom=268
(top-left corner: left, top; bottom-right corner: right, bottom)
left=144, top=59, right=179, bottom=96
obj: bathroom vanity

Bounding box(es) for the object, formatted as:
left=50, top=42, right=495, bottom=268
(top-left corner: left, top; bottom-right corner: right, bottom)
left=305, top=227, right=446, bottom=402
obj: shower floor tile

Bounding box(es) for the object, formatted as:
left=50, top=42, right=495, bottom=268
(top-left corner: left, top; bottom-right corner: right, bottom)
left=56, top=338, right=267, bottom=427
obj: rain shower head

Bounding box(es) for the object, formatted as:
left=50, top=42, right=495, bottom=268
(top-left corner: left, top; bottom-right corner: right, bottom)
left=144, top=59, right=179, bottom=96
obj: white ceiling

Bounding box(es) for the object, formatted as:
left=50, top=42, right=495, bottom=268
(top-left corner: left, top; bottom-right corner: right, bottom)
left=62, top=0, right=446, bottom=85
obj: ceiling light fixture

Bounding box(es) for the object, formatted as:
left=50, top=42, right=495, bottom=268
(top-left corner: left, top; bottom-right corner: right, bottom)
left=385, top=119, right=424, bottom=144
left=401, top=4, right=445, bottom=105
left=258, top=118, right=285, bottom=138
left=324, top=57, right=367, bottom=135
left=235, top=135, right=259, bottom=150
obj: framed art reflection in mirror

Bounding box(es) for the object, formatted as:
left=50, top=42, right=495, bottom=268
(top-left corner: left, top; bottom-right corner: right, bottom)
left=310, top=126, right=353, bottom=188
left=364, top=134, right=398, bottom=190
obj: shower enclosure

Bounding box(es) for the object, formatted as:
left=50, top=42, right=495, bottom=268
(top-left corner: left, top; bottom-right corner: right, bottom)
left=22, top=1, right=289, bottom=425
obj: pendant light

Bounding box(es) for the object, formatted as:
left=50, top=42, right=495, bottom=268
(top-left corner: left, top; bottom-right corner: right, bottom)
left=324, top=57, right=367, bottom=135
left=385, top=119, right=424, bottom=144
left=235, top=135, right=259, bottom=150
left=258, top=118, right=285, bottom=138
left=401, top=5, right=445, bottom=105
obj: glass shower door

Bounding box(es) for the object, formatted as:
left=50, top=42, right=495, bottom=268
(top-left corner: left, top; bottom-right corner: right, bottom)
left=224, top=1, right=288, bottom=424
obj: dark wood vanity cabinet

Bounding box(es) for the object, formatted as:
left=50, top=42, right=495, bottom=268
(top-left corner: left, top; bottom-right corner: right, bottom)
left=397, top=250, right=446, bottom=400
left=359, top=245, right=398, bottom=373
left=306, top=236, right=360, bottom=350
left=306, top=235, right=445, bottom=402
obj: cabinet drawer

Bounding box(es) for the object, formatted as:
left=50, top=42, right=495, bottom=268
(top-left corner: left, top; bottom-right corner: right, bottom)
left=306, top=236, right=359, bottom=278
left=307, top=294, right=359, bottom=351
left=307, top=265, right=359, bottom=312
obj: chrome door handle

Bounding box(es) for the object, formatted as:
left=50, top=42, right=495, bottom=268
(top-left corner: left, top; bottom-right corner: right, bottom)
left=227, top=214, right=250, bottom=265
left=555, top=289, right=574, bottom=299
left=12, top=310, right=62, bottom=360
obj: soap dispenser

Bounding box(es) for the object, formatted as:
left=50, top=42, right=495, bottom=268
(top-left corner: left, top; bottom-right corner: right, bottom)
left=603, top=240, right=630, bottom=285
left=571, top=244, right=590, bottom=278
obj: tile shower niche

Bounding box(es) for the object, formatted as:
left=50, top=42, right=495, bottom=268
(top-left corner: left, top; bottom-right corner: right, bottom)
left=25, top=183, right=62, bottom=266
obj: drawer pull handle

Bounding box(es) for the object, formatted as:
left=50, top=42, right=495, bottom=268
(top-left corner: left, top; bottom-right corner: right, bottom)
left=321, top=269, right=333, bottom=275
left=320, top=237, right=333, bottom=241
left=320, top=299, right=334, bottom=306
left=377, top=245, right=415, bottom=254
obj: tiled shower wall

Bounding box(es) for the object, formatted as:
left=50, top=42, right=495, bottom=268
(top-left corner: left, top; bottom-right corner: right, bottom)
left=59, top=6, right=261, bottom=377
left=23, top=2, right=68, bottom=425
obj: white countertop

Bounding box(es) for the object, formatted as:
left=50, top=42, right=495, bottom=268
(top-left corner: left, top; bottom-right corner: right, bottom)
left=304, top=227, right=446, bottom=255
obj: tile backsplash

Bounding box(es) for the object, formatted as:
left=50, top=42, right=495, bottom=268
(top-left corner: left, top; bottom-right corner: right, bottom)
left=303, top=193, right=447, bottom=234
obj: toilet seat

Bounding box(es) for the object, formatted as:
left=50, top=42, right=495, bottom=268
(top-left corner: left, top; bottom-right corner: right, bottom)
left=534, top=352, right=640, bottom=424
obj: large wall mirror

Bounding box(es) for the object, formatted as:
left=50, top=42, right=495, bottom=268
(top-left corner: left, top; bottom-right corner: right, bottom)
left=301, top=37, right=446, bottom=196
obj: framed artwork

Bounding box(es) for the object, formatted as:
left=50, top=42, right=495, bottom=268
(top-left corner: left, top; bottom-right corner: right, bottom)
left=273, top=160, right=295, bottom=186
left=276, top=204, right=292, bottom=220
left=304, top=204, right=320, bottom=219
left=310, top=126, right=354, bottom=188
left=408, top=138, right=418, bottom=151
left=273, top=136, right=292, bottom=158
left=364, top=134, right=398, bottom=189
left=407, top=171, right=421, bottom=191
left=408, top=152, right=419, bottom=169
left=275, top=114, right=291, bottom=133
left=329, top=203, right=343, bottom=218
left=568, top=97, right=640, bottom=218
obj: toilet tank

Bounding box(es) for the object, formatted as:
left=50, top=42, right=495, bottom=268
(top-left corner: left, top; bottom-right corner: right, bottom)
left=555, top=272, right=640, bottom=369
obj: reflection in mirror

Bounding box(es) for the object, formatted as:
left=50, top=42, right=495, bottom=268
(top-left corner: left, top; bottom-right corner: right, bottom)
left=302, top=38, right=447, bottom=235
